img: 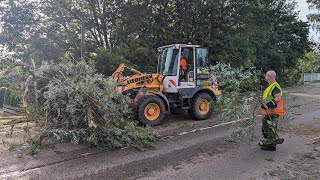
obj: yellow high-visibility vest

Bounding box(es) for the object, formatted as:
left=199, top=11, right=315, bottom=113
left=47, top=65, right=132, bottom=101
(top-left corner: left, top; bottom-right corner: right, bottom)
left=261, top=81, right=284, bottom=116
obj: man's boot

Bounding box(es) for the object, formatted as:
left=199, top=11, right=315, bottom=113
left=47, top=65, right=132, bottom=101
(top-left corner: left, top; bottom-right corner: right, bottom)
left=275, top=138, right=284, bottom=144
left=261, top=144, right=276, bottom=151
left=258, top=139, right=272, bottom=146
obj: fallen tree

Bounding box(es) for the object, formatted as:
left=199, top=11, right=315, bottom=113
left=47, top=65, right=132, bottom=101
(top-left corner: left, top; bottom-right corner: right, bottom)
left=207, top=63, right=261, bottom=138
left=25, top=61, right=159, bottom=150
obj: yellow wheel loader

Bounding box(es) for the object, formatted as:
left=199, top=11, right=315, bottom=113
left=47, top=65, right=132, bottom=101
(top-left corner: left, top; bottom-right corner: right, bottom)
left=112, top=43, right=221, bottom=125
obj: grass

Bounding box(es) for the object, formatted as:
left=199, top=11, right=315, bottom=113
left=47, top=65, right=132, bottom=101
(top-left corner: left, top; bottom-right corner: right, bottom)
left=302, top=152, right=316, bottom=160
left=0, top=115, right=27, bottom=125
left=134, top=140, right=156, bottom=151
left=2, top=119, right=27, bottom=125
left=313, top=137, right=320, bottom=143
left=8, top=143, right=23, bottom=151
left=0, top=115, right=26, bottom=119
left=179, top=122, right=195, bottom=129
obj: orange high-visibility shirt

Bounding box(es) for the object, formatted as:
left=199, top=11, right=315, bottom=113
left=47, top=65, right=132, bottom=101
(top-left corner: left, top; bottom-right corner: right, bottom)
left=180, top=58, right=187, bottom=70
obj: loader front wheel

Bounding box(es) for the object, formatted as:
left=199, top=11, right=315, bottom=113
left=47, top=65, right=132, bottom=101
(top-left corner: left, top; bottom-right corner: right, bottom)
left=189, top=93, right=213, bottom=120
left=137, top=96, right=166, bottom=126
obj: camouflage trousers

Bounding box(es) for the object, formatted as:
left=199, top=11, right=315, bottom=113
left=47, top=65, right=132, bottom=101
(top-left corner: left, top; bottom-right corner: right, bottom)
left=261, top=114, right=279, bottom=145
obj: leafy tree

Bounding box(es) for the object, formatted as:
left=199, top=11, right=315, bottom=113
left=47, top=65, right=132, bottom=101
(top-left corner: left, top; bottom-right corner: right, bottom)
left=2, top=0, right=310, bottom=76
left=0, top=0, right=77, bottom=64
left=252, top=0, right=311, bottom=85
left=307, top=0, right=320, bottom=33
left=285, top=51, right=320, bottom=84
left=0, top=0, right=40, bottom=62
left=0, top=0, right=312, bottom=83
left=94, top=48, right=131, bottom=75
left=26, top=60, right=159, bottom=149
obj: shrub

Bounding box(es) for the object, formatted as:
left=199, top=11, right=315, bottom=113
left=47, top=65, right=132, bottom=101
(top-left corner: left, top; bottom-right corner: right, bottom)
left=0, top=87, right=21, bottom=107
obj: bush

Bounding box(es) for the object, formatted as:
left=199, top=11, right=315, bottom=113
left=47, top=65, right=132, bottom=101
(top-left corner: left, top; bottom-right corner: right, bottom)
left=0, top=87, right=6, bottom=107
left=0, top=65, right=25, bottom=107
left=26, top=61, right=159, bottom=149
left=0, top=87, right=21, bottom=107
left=94, top=44, right=157, bottom=76
left=94, top=48, right=132, bottom=76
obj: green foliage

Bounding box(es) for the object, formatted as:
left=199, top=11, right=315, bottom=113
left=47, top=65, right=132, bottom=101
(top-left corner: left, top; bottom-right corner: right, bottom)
left=4, top=88, right=21, bottom=107
left=307, top=0, right=320, bottom=34
left=0, top=0, right=312, bottom=81
left=94, top=44, right=158, bottom=75
left=0, top=115, right=26, bottom=125
left=0, top=64, right=27, bottom=107
left=94, top=48, right=132, bottom=75
left=284, top=51, right=320, bottom=85
left=26, top=60, right=159, bottom=149
left=231, top=120, right=256, bottom=140
left=0, top=0, right=40, bottom=62
left=207, top=63, right=261, bottom=138
left=0, top=87, right=21, bottom=107
left=251, top=1, right=311, bottom=82
left=0, top=87, right=6, bottom=107
left=208, top=63, right=260, bottom=120
left=118, top=45, right=158, bottom=73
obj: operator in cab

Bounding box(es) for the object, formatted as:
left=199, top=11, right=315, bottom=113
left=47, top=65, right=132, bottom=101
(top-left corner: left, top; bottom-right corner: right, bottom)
left=180, top=54, right=187, bottom=80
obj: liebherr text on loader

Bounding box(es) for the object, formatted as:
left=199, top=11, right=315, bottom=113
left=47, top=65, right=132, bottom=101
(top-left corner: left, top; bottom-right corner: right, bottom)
left=112, top=43, right=221, bottom=125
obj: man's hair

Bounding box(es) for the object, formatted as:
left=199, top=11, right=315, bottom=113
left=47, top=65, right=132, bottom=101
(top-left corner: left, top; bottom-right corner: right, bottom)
left=267, top=70, right=276, bottom=78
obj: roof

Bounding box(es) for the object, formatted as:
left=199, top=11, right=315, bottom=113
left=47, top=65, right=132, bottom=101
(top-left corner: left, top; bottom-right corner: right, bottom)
left=157, top=44, right=201, bottom=50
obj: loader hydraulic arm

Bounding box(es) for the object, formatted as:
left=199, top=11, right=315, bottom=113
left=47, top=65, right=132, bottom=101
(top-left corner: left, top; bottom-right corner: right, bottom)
left=112, top=63, right=145, bottom=84
left=111, top=63, right=164, bottom=93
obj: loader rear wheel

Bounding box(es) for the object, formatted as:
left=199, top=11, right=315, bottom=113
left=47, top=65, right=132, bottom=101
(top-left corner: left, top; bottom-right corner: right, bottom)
left=188, top=93, right=213, bottom=120
left=136, top=96, right=165, bottom=126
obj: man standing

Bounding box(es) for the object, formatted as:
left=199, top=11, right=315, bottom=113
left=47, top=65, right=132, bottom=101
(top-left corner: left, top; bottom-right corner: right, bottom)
left=259, top=70, right=284, bottom=151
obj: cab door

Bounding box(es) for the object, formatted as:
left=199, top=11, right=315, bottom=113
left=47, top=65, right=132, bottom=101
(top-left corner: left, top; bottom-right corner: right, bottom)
left=161, top=48, right=180, bottom=93
left=178, top=47, right=196, bottom=89
left=195, top=47, right=209, bottom=87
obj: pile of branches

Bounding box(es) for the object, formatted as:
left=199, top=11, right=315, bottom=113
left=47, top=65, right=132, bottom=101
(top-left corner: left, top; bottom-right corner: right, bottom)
left=26, top=61, right=159, bottom=149
left=207, top=63, right=261, bottom=138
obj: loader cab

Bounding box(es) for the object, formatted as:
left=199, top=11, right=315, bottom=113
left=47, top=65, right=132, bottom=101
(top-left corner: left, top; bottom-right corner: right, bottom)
left=157, top=44, right=209, bottom=93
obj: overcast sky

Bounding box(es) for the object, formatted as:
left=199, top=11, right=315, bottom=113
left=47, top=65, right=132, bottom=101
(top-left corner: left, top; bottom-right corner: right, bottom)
left=295, top=0, right=319, bottom=41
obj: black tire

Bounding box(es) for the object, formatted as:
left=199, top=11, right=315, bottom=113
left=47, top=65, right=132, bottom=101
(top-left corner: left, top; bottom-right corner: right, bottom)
left=170, top=108, right=185, bottom=115
left=136, top=96, right=166, bottom=126
left=188, top=93, right=213, bottom=120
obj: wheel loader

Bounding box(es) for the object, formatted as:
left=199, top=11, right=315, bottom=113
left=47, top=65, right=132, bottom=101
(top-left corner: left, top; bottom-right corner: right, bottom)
left=112, top=43, right=221, bottom=125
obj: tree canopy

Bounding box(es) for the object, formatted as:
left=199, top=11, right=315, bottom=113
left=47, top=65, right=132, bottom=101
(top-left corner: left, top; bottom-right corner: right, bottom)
left=0, top=0, right=313, bottom=83
left=307, top=0, right=320, bottom=32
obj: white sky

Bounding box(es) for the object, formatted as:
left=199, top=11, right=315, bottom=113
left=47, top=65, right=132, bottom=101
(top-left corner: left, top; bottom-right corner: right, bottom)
left=295, top=0, right=320, bottom=41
